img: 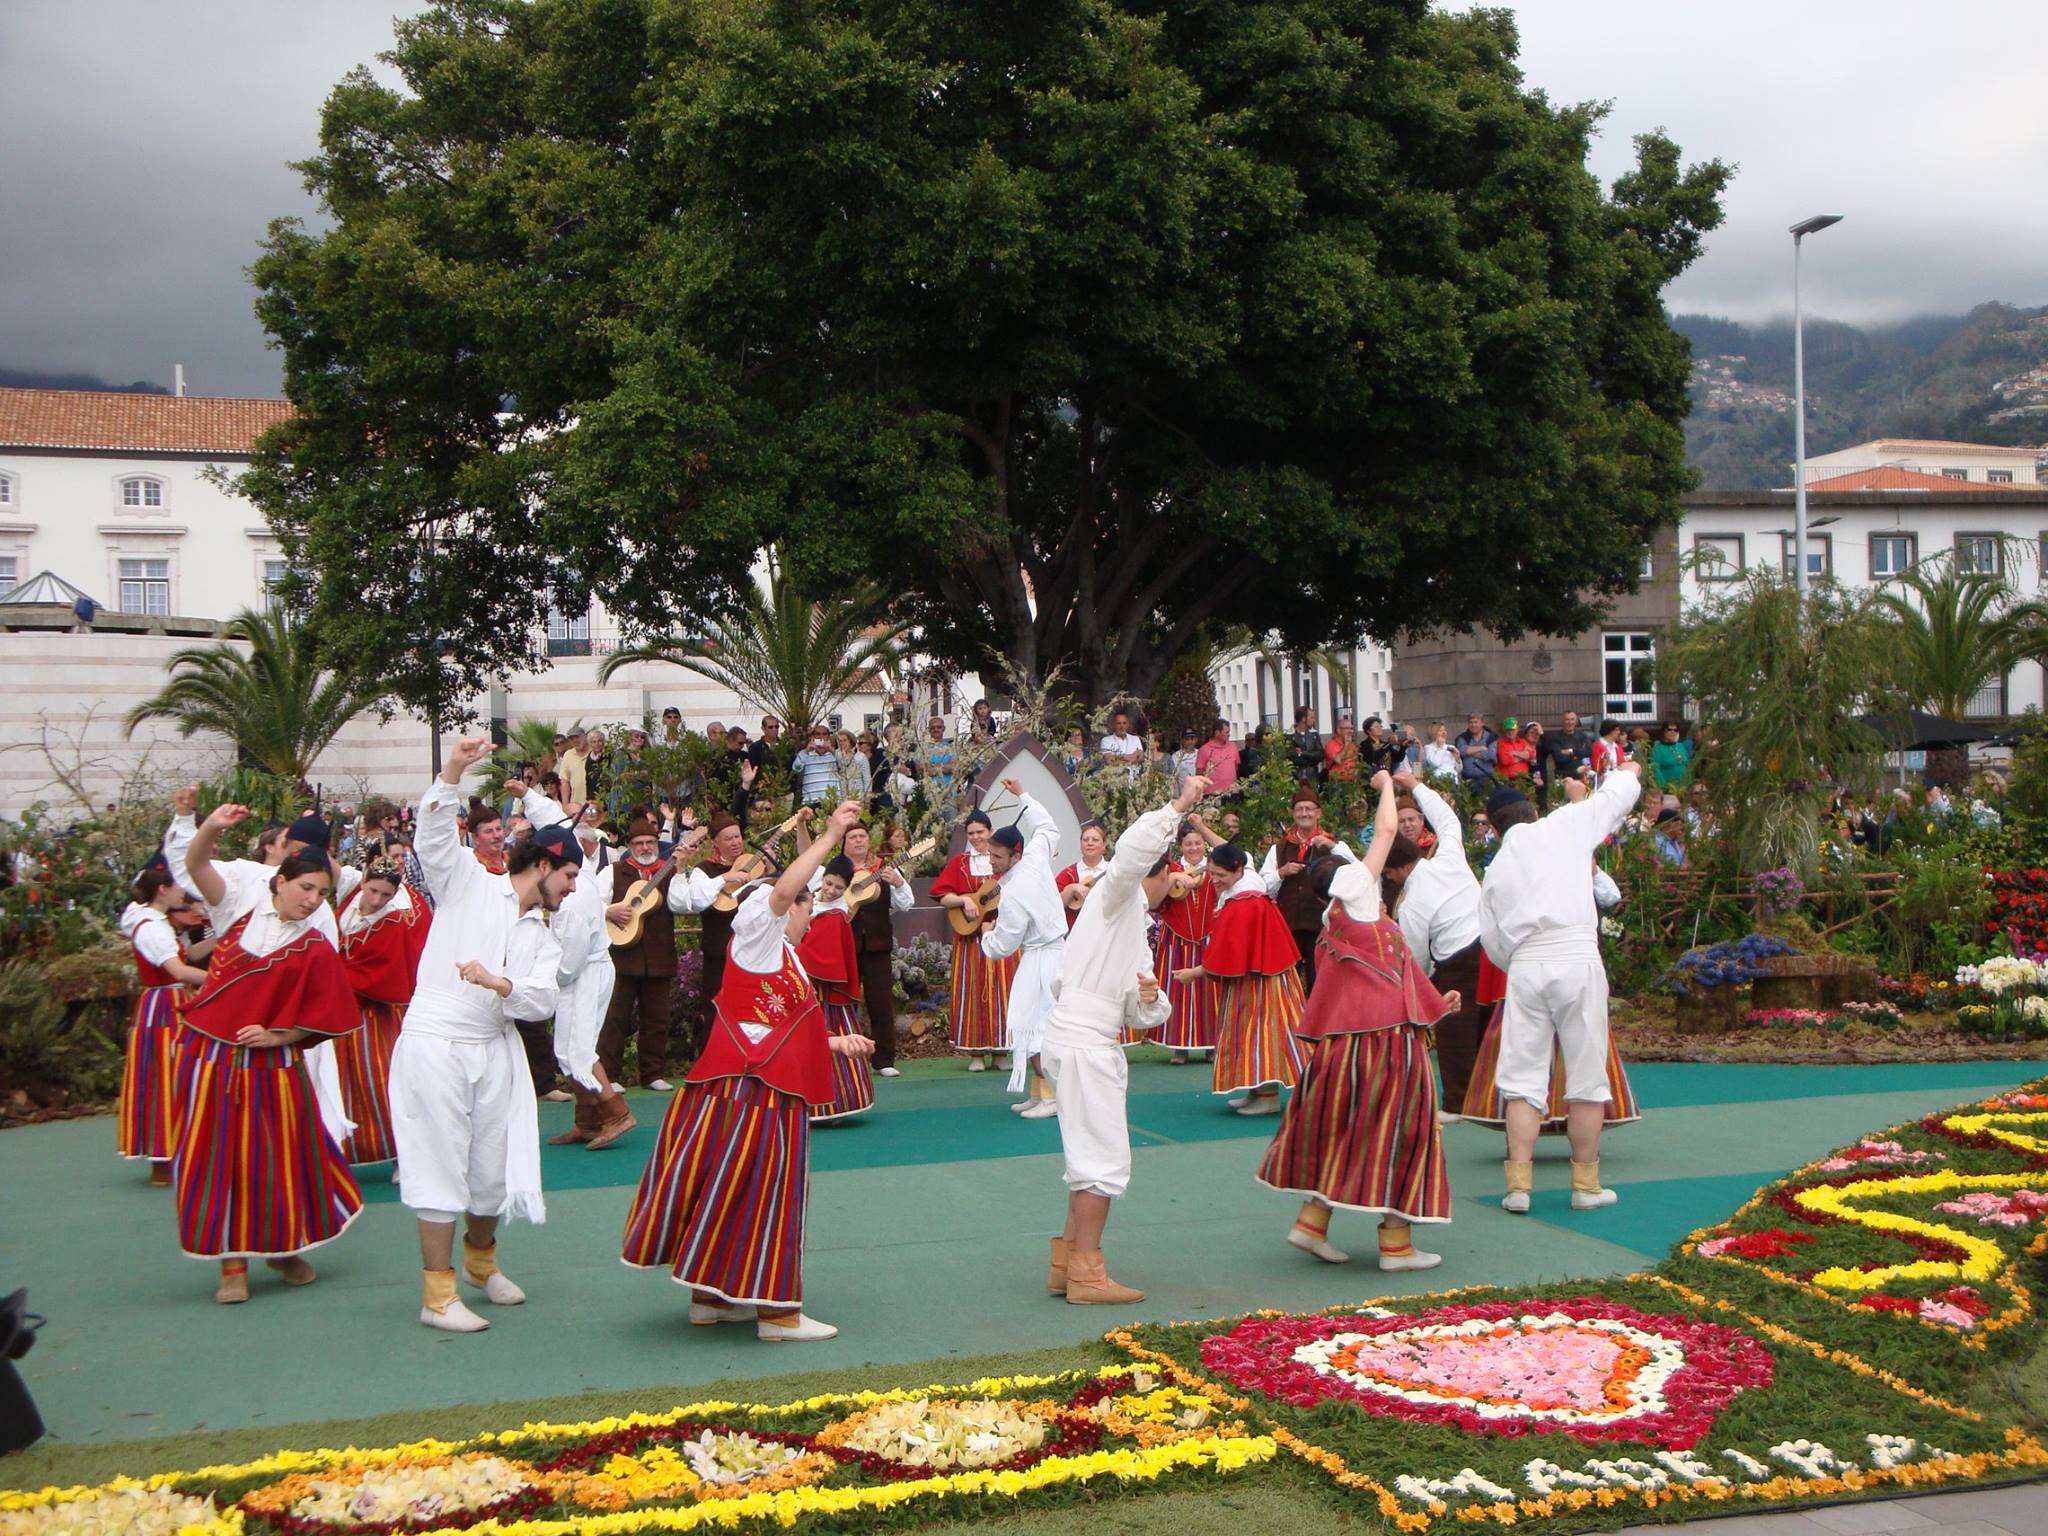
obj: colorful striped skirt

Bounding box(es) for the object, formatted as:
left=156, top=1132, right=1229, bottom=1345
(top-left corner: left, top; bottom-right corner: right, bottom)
left=1153, top=929, right=1218, bottom=1051
left=172, top=1034, right=364, bottom=1259
left=621, top=1074, right=809, bottom=1307
left=336, top=998, right=402, bottom=1165
left=810, top=1003, right=875, bottom=1123
left=1212, top=970, right=1306, bottom=1096
left=1459, top=1004, right=1642, bottom=1130
left=948, top=934, right=1017, bottom=1053
left=1258, top=1028, right=1450, bottom=1222
left=118, top=985, right=185, bottom=1161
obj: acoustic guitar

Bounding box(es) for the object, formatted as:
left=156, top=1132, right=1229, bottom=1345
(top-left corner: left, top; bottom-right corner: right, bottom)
left=945, top=879, right=1003, bottom=937
left=1061, top=869, right=1106, bottom=911
left=606, top=830, right=707, bottom=947
left=1164, top=866, right=1205, bottom=901
left=709, top=811, right=808, bottom=912
left=844, top=836, right=937, bottom=912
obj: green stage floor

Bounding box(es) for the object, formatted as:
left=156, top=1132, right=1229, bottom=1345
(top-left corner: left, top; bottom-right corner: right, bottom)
left=2, top=1054, right=2038, bottom=1452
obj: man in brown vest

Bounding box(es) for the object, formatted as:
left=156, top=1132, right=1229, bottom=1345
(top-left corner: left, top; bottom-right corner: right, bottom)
left=1257, top=782, right=1356, bottom=989
left=600, top=814, right=688, bottom=1090
left=839, top=821, right=913, bottom=1075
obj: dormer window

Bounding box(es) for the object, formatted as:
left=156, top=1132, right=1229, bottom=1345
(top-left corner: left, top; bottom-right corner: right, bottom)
left=120, top=476, right=165, bottom=509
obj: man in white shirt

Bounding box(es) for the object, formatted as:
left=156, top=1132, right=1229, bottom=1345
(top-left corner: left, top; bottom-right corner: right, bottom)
left=1041, top=774, right=1207, bottom=1306
left=1098, top=710, right=1145, bottom=777
left=1478, top=762, right=1642, bottom=1215
left=390, top=736, right=578, bottom=1334
left=980, top=779, right=1066, bottom=1117
left=1390, top=772, right=1486, bottom=1112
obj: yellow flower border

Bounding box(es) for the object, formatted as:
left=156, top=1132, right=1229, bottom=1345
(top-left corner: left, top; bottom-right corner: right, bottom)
left=0, top=1369, right=1274, bottom=1536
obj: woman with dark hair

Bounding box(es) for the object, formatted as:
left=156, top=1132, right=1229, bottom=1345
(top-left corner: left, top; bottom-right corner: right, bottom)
left=1173, top=843, right=1304, bottom=1115
left=1257, top=771, right=1457, bottom=1272
left=117, top=868, right=210, bottom=1184
left=930, top=809, right=1016, bottom=1072
left=174, top=805, right=364, bottom=1304
left=1145, top=817, right=1222, bottom=1063
left=334, top=857, right=431, bottom=1165
left=799, top=855, right=875, bottom=1123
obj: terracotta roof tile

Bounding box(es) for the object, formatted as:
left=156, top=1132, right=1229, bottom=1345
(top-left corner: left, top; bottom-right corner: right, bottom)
left=0, top=388, right=293, bottom=455
left=1805, top=466, right=2014, bottom=493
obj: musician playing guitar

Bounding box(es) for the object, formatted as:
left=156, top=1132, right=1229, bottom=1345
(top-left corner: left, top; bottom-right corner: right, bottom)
left=835, top=822, right=913, bottom=1077
left=1257, top=781, right=1357, bottom=990
left=601, top=812, right=694, bottom=1092
left=930, top=808, right=1016, bottom=1072
left=1054, top=823, right=1111, bottom=931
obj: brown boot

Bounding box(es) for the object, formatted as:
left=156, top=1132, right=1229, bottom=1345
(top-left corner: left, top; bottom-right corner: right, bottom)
left=149, top=1161, right=172, bottom=1187
left=1047, top=1237, right=1070, bottom=1295
left=1064, top=1248, right=1144, bottom=1305
left=265, top=1255, right=317, bottom=1286
left=586, top=1091, right=638, bottom=1151
left=548, top=1095, right=602, bottom=1145
left=216, top=1261, right=249, bottom=1305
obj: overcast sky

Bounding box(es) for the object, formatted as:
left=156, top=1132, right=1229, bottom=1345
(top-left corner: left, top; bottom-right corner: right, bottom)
left=2, top=1, right=2044, bottom=399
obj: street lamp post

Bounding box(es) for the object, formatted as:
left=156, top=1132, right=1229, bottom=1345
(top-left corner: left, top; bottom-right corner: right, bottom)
left=1790, top=214, right=1843, bottom=596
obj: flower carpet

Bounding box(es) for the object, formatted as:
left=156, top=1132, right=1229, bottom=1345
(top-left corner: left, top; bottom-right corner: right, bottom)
left=10, top=1080, right=2048, bottom=1533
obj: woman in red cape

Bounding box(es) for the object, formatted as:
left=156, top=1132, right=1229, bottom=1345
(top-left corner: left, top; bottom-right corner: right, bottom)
left=1145, top=818, right=1223, bottom=1060
left=335, top=858, right=432, bottom=1164
left=175, top=803, right=364, bottom=1305
left=117, top=870, right=210, bottom=1183
left=930, top=810, right=1017, bottom=1068
left=798, top=857, right=875, bottom=1123
left=1174, top=844, right=1304, bottom=1115
left=1259, top=772, right=1458, bottom=1272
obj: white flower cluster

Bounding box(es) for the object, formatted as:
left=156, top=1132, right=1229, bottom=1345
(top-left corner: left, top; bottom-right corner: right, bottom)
left=0, top=1487, right=219, bottom=1536
left=1957, top=957, right=2043, bottom=996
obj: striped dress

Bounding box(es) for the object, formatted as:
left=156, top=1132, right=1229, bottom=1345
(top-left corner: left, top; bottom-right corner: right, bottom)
left=1258, top=896, right=1454, bottom=1222
left=1205, top=887, right=1306, bottom=1096
left=799, top=906, right=874, bottom=1123
left=622, top=904, right=832, bottom=1309
left=1152, top=863, right=1219, bottom=1052
left=334, top=884, right=430, bottom=1165
left=116, top=906, right=186, bottom=1163
left=173, top=913, right=364, bottom=1259
left=931, top=851, right=1016, bottom=1053
left=1461, top=955, right=1640, bottom=1129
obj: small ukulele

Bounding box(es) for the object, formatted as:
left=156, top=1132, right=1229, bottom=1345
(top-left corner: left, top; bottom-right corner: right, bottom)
left=844, top=836, right=937, bottom=912
left=1164, top=867, right=1204, bottom=901
left=946, top=878, right=1003, bottom=937
left=606, top=830, right=707, bottom=946
left=710, top=811, right=807, bottom=912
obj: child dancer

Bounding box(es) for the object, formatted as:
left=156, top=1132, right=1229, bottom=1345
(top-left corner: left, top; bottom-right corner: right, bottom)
left=1175, top=844, right=1304, bottom=1115
left=117, top=870, right=209, bottom=1184
left=1259, top=772, right=1459, bottom=1271
left=801, top=856, right=876, bottom=1123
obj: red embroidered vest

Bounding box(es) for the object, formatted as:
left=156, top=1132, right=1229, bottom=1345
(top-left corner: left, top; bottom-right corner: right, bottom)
left=1299, top=905, right=1452, bottom=1041
left=685, top=945, right=832, bottom=1103
left=131, top=918, right=178, bottom=990
left=181, top=915, right=360, bottom=1045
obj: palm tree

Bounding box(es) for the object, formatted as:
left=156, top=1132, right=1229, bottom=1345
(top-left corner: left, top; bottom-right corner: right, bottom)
left=125, top=608, right=389, bottom=787
left=1870, top=554, right=2048, bottom=720
left=599, top=552, right=909, bottom=734
left=1211, top=627, right=1354, bottom=714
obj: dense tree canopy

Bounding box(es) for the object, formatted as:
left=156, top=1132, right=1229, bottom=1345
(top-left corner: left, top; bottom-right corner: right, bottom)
left=242, top=0, right=1727, bottom=713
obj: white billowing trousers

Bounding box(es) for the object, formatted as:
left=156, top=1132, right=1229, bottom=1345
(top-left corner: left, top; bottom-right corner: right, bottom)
left=1494, top=930, right=1612, bottom=1114
left=388, top=1022, right=546, bottom=1224
left=1039, top=993, right=1132, bottom=1199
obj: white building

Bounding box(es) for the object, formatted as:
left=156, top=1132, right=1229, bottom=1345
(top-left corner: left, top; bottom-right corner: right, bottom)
left=1210, top=642, right=1396, bottom=737
left=1801, top=438, right=2043, bottom=487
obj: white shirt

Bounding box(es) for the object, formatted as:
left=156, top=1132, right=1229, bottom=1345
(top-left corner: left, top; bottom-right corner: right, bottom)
left=1099, top=732, right=1143, bottom=759
left=1397, top=782, right=1482, bottom=972
left=404, top=777, right=563, bottom=1040
left=669, top=862, right=738, bottom=915
left=551, top=859, right=614, bottom=987
left=1479, top=771, right=1641, bottom=968
left=122, top=904, right=181, bottom=969
left=807, top=860, right=914, bottom=912
left=980, top=795, right=1066, bottom=959
left=163, top=813, right=339, bottom=945
left=1420, top=742, right=1460, bottom=779
left=1052, top=799, right=1177, bottom=1034
left=1324, top=861, right=1384, bottom=926
left=1258, top=831, right=1356, bottom=896
left=339, top=880, right=415, bottom=937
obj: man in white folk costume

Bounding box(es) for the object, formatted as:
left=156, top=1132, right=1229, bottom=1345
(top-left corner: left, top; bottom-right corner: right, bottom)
left=1477, top=760, right=1642, bottom=1214
left=391, top=736, right=579, bottom=1333
left=1041, top=773, right=1210, bottom=1305
left=980, top=778, right=1068, bottom=1119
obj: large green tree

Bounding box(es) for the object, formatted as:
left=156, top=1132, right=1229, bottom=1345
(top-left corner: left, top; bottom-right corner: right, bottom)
left=240, top=0, right=1727, bottom=712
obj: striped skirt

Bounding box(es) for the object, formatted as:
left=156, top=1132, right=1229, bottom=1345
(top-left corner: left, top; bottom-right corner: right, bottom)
left=948, top=935, right=1017, bottom=1053
left=1258, top=1028, right=1450, bottom=1222
left=118, top=985, right=184, bottom=1161
left=172, top=1034, right=364, bottom=1259
left=1459, top=1003, right=1642, bottom=1130
left=810, top=1003, right=875, bottom=1123
left=621, top=1074, right=809, bottom=1307
left=1212, top=971, right=1306, bottom=1096
left=336, top=998, right=402, bottom=1164
left=1153, top=930, right=1218, bottom=1051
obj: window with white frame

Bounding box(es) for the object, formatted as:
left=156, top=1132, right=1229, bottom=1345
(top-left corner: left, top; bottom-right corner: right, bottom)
left=118, top=557, right=170, bottom=615
left=260, top=557, right=297, bottom=614
left=119, top=476, right=165, bottom=509
left=1692, top=534, right=1744, bottom=581
left=0, top=472, right=14, bottom=507
left=1956, top=534, right=2001, bottom=576
left=546, top=601, right=592, bottom=656
left=1639, top=546, right=1654, bottom=579
left=1601, top=631, right=1656, bottom=721
left=1780, top=532, right=1832, bottom=579
left=1870, top=533, right=1916, bottom=580
left=1941, top=468, right=1968, bottom=481
left=0, top=556, right=17, bottom=594
left=1988, top=469, right=2015, bottom=484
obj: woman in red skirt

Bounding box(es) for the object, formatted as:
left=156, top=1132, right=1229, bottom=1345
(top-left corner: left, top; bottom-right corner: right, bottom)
left=117, top=870, right=210, bottom=1184
left=1174, top=845, right=1304, bottom=1115
left=334, top=857, right=431, bottom=1164
left=799, top=857, right=875, bottom=1123
left=176, top=804, right=365, bottom=1304
left=930, top=811, right=1017, bottom=1071
left=621, top=800, right=875, bottom=1342
left=1258, top=771, right=1459, bottom=1272
left=1146, top=818, right=1222, bottom=1061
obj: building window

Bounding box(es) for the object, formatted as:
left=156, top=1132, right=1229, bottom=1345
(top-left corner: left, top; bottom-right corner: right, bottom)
left=1693, top=534, right=1744, bottom=581
left=1639, top=546, right=1654, bottom=579
left=1941, top=468, right=1968, bottom=481
left=1955, top=534, right=2001, bottom=576
left=260, top=557, right=299, bottom=615
left=118, top=557, right=171, bottom=615
left=1870, top=533, right=1916, bottom=580
left=1964, top=677, right=2007, bottom=719
left=546, top=603, right=592, bottom=657
left=0, top=556, right=17, bottom=594
left=0, top=473, right=13, bottom=507
left=120, top=477, right=165, bottom=509
left=1780, top=532, right=1832, bottom=579
left=1601, top=631, right=1656, bottom=721
left=1988, top=469, right=2015, bottom=484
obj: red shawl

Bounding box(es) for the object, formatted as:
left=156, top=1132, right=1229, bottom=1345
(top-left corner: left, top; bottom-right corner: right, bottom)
left=929, top=851, right=989, bottom=899
left=1056, top=862, right=1104, bottom=931
left=1299, top=906, right=1452, bottom=1040
left=1156, top=860, right=1218, bottom=943
left=796, top=908, right=862, bottom=1005
left=1203, top=890, right=1302, bottom=978
left=686, top=945, right=832, bottom=1104
left=337, top=886, right=432, bottom=1005
left=181, top=915, right=360, bottom=1045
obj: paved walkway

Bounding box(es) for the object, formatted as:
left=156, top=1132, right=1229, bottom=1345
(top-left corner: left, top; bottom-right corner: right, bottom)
left=1, top=1056, right=2040, bottom=1451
